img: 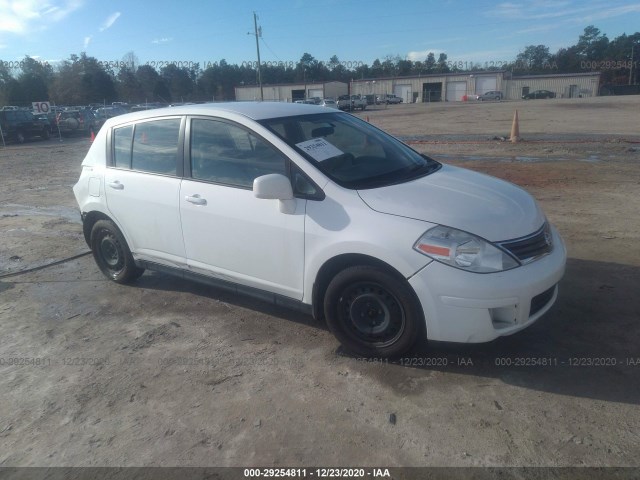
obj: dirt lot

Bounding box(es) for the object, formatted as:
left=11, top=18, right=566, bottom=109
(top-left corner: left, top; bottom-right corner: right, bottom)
left=1, top=96, right=639, bottom=468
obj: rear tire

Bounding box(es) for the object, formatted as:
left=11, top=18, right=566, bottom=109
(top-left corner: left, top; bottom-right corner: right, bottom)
left=90, top=219, right=144, bottom=284
left=323, top=265, right=424, bottom=358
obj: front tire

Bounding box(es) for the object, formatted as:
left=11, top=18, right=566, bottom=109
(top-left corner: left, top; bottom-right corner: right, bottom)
left=323, top=265, right=424, bottom=358
left=90, top=220, right=144, bottom=284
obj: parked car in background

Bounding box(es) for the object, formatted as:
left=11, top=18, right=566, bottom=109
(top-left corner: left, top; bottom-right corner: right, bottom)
left=0, top=110, right=50, bottom=143
left=111, top=102, right=130, bottom=111
left=130, top=103, right=165, bottom=112
left=351, top=95, right=367, bottom=110
left=478, top=91, right=503, bottom=101
left=337, top=94, right=366, bottom=111
left=364, top=94, right=376, bottom=105
left=94, top=106, right=128, bottom=121
left=56, top=109, right=102, bottom=137
left=320, top=98, right=338, bottom=109
left=376, top=94, right=402, bottom=104
left=33, top=113, right=53, bottom=135
left=74, top=102, right=566, bottom=358
left=522, top=90, right=556, bottom=99
left=336, top=95, right=351, bottom=110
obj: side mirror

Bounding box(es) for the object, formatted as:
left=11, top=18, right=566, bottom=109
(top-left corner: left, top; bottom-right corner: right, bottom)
left=253, top=174, right=296, bottom=214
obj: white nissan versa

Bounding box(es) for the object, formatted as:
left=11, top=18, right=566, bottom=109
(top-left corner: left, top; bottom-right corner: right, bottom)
left=73, top=102, right=566, bottom=357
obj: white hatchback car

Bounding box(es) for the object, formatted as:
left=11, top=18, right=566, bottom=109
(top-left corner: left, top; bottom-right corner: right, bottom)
left=74, top=102, right=566, bottom=357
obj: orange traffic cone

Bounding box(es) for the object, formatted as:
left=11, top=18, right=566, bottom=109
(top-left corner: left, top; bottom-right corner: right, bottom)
left=90, top=130, right=95, bottom=143
left=510, top=110, right=520, bottom=143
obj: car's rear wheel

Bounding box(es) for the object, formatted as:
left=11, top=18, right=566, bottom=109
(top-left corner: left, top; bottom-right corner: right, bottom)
left=323, top=265, right=424, bottom=358
left=90, top=220, right=144, bottom=284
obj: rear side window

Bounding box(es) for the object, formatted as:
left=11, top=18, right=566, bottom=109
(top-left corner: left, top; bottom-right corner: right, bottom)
left=131, top=119, right=181, bottom=175
left=113, top=125, right=133, bottom=169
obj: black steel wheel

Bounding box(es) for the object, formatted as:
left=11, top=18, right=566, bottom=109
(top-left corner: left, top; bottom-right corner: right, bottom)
left=90, top=219, right=144, bottom=284
left=324, top=265, right=425, bottom=357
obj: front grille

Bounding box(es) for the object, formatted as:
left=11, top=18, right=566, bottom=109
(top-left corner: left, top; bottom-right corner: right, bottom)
left=499, top=223, right=553, bottom=264
left=530, top=285, right=556, bottom=317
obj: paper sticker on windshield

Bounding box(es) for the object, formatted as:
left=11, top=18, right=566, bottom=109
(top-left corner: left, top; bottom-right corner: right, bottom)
left=295, top=138, right=343, bottom=162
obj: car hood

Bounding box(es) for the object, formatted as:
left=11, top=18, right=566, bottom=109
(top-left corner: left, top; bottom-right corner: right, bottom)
left=357, top=164, right=545, bottom=242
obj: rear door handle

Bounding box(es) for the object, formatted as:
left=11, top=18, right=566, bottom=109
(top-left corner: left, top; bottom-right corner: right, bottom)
left=108, top=181, right=124, bottom=190
left=185, top=194, right=207, bottom=206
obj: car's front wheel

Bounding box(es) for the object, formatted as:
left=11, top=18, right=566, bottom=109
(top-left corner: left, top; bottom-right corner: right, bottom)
left=90, top=219, right=144, bottom=284
left=323, top=265, right=424, bottom=358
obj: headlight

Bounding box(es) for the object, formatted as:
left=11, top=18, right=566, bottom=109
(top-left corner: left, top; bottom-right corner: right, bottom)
left=413, top=225, right=520, bottom=273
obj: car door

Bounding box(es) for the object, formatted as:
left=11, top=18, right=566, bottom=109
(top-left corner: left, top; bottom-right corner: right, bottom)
left=179, top=116, right=305, bottom=299
left=104, top=116, right=187, bottom=267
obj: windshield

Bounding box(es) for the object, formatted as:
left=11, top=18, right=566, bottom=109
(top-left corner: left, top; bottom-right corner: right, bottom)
left=259, top=112, right=440, bottom=189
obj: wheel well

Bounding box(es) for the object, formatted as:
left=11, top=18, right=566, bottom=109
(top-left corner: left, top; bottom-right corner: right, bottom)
left=82, top=211, right=112, bottom=247
left=311, top=254, right=407, bottom=321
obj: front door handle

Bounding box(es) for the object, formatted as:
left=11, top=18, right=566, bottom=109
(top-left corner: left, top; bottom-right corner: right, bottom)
left=185, top=194, right=207, bottom=206
left=108, top=181, right=124, bottom=190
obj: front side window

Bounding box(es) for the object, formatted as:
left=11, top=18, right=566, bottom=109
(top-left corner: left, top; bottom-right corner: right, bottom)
left=190, top=118, right=286, bottom=188
left=131, top=118, right=181, bottom=175
left=260, top=112, right=440, bottom=189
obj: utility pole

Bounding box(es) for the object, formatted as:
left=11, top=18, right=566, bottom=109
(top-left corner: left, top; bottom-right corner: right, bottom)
left=253, top=12, right=263, bottom=101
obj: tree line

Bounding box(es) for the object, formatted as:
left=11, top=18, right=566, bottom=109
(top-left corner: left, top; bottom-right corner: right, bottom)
left=0, top=25, right=638, bottom=106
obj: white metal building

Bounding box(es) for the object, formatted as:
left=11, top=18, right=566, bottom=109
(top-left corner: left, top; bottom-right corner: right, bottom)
left=351, top=71, right=601, bottom=102
left=235, top=81, right=348, bottom=102
left=504, top=72, right=600, bottom=99
left=351, top=71, right=506, bottom=103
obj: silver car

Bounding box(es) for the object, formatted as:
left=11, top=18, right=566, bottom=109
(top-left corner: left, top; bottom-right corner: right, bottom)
left=478, top=91, right=503, bottom=101
left=320, top=98, right=338, bottom=109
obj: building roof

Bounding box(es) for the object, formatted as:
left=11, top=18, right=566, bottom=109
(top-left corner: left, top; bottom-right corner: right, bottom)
left=352, top=71, right=508, bottom=83
left=509, top=72, right=601, bottom=79
left=235, top=80, right=347, bottom=89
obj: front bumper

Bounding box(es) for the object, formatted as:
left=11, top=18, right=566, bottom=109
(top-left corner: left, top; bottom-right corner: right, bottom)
left=408, top=225, right=567, bottom=343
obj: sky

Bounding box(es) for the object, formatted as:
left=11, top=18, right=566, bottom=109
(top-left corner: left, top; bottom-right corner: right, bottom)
left=1, top=0, right=639, bottom=72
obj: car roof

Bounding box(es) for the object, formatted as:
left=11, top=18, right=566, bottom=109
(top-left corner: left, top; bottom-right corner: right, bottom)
left=102, top=102, right=335, bottom=127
